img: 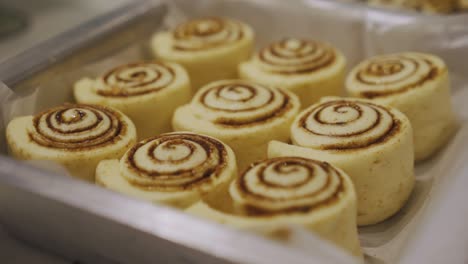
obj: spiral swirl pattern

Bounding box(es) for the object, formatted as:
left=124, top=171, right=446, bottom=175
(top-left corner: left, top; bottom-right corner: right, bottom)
left=96, top=62, right=175, bottom=97
left=230, top=157, right=345, bottom=216
left=121, top=133, right=229, bottom=191
left=193, top=80, right=293, bottom=127
left=29, top=104, right=126, bottom=150
left=257, top=38, right=336, bottom=74
left=294, top=100, right=400, bottom=150
left=172, top=17, right=245, bottom=51
left=348, top=53, right=441, bottom=98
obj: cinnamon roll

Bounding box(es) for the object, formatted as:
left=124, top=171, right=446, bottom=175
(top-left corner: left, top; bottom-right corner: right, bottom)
left=151, top=17, right=254, bottom=90
left=187, top=157, right=362, bottom=257
left=172, top=79, right=301, bottom=171
left=346, top=52, right=457, bottom=161
left=6, top=104, right=137, bottom=181
left=239, top=38, right=346, bottom=108
left=96, top=132, right=237, bottom=208
left=268, top=98, right=415, bottom=226
left=74, top=61, right=191, bottom=139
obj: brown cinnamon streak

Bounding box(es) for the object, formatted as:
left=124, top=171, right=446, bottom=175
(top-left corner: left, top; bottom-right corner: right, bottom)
left=97, top=62, right=175, bottom=97
left=200, top=83, right=274, bottom=112
left=258, top=40, right=336, bottom=74
left=30, top=104, right=127, bottom=150
left=236, top=157, right=345, bottom=217
left=172, top=18, right=244, bottom=51
left=125, top=133, right=228, bottom=191
left=214, top=90, right=292, bottom=127
left=357, top=58, right=442, bottom=98
left=299, top=100, right=400, bottom=150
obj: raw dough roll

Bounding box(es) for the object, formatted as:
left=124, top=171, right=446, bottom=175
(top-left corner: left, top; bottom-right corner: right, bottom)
left=151, top=17, right=254, bottom=90
left=268, top=98, right=415, bottom=226
left=74, top=61, right=191, bottom=139
left=6, top=104, right=137, bottom=181
left=172, top=79, right=301, bottom=171
left=346, top=52, right=457, bottom=161
left=96, top=132, right=237, bottom=209
left=187, top=157, right=362, bottom=257
left=239, top=38, right=346, bottom=108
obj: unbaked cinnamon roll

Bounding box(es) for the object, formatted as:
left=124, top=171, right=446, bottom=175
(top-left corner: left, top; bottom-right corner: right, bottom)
left=6, top=104, right=137, bottom=181
left=346, top=52, right=457, bottom=161
left=187, top=157, right=362, bottom=257
left=74, top=61, right=191, bottom=139
left=96, top=132, right=237, bottom=208
left=268, top=98, right=415, bottom=226
left=151, top=17, right=254, bottom=90
left=239, top=38, right=346, bottom=108
left=172, top=79, right=301, bottom=171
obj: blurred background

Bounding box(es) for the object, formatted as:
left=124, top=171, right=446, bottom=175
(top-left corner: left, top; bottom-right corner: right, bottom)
left=0, top=0, right=131, bottom=63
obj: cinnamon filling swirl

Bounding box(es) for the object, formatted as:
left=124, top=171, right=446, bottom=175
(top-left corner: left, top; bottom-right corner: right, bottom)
left=195, top=81, right=293, bottom=127
left=258, top=38, right=336, bottom=74
left=351, top=54, right=442, bottom=98
left=29, top=104, right=127, bottom=150
left=231, top=157, right=345, bottom=216
left=122, top=133, right=229, bottom=191
left=296, top=100, right=400, bottom=150
left=97, top=62, right=175, bottom=97
left=172, top=17, right=244, bottom=51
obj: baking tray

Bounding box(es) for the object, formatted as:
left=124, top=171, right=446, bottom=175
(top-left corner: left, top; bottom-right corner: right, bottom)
left=0, top=0, right=468, bottom=263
